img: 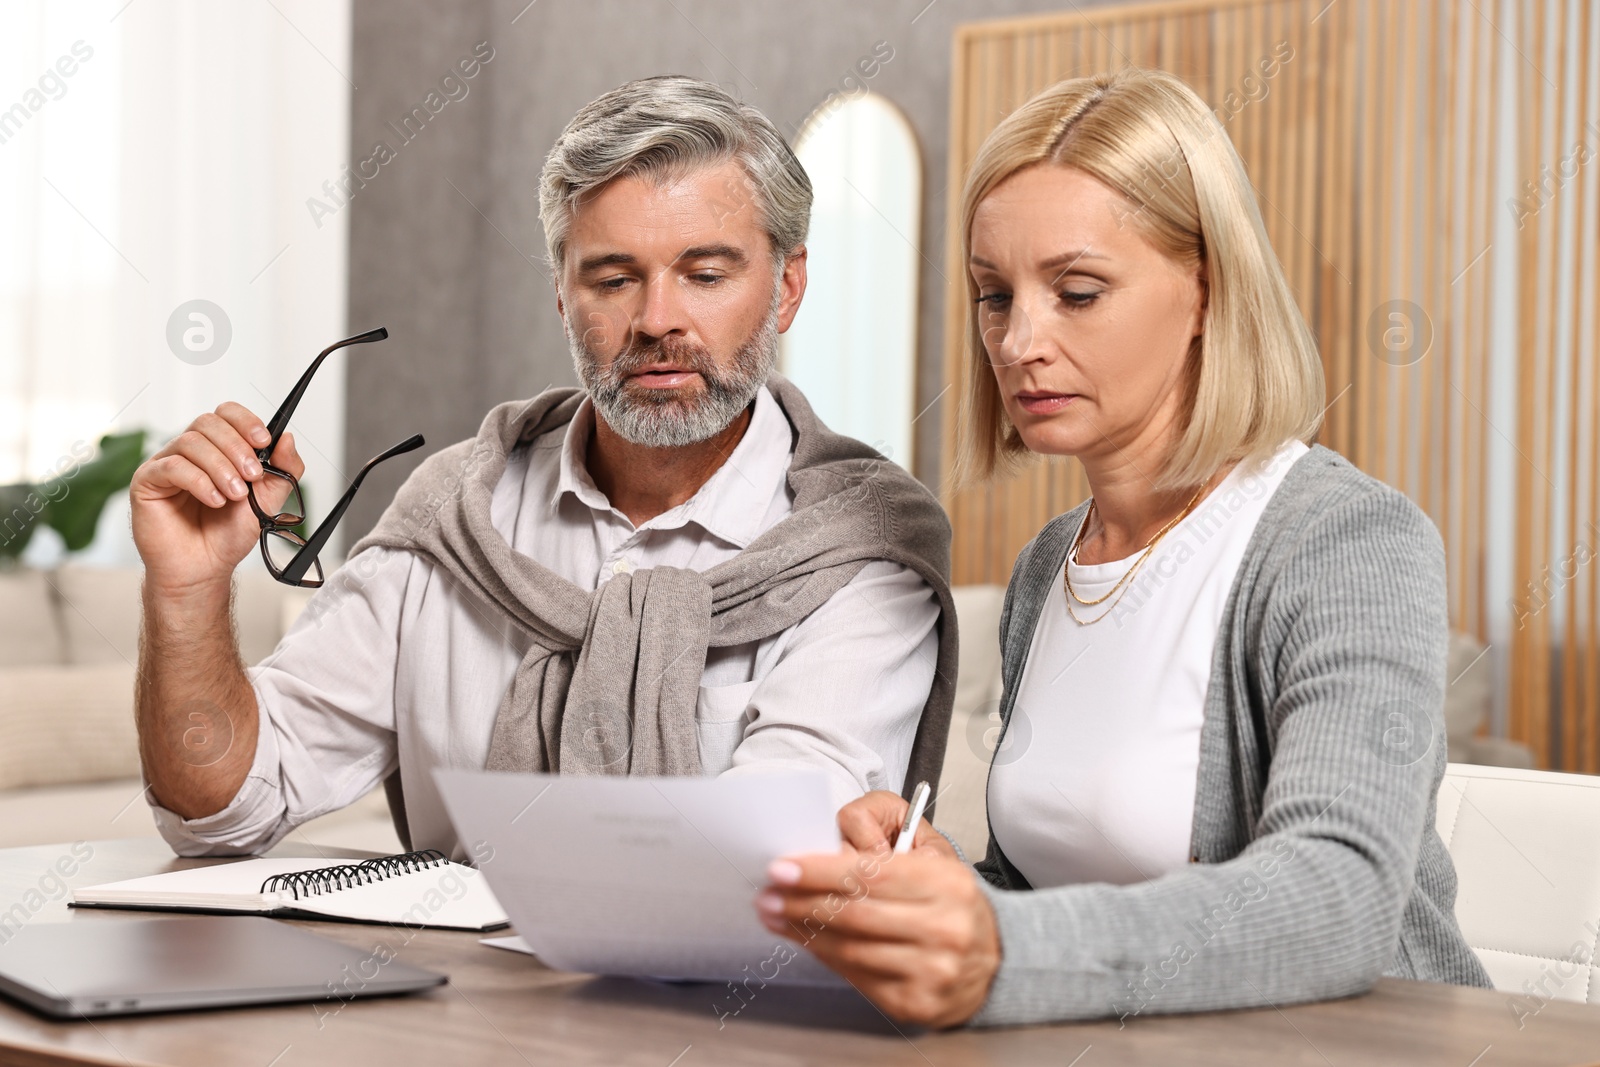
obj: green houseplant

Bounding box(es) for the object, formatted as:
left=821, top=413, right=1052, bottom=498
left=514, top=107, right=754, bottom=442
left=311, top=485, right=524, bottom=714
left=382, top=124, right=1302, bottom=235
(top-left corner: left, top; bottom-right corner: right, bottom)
left=0, top=431, right=147, bottom=566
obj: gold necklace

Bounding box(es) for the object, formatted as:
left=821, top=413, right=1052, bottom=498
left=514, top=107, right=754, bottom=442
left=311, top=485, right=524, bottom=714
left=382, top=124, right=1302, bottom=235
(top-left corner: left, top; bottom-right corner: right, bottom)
left=1063, top=481, right=1208, bottom=625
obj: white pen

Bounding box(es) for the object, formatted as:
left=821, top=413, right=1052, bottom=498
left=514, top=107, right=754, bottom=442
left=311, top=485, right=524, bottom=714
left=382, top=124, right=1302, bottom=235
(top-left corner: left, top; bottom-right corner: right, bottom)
left=894, top=780, right=932, bottom=855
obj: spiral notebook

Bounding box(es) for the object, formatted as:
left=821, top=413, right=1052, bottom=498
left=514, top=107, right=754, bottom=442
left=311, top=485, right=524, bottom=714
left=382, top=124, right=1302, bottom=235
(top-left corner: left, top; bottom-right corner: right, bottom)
left=69, top=850, right=509, bottom=932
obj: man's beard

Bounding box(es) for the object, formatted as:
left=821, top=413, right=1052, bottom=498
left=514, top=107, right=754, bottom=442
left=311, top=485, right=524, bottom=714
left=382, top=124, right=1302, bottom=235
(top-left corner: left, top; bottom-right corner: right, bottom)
left=567, top=291, right=781, bottom=449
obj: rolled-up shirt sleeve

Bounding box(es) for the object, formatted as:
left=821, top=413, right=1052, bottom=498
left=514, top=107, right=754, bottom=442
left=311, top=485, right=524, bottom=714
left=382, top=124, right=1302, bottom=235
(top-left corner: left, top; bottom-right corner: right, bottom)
left=719, top=559, right=940, bottom=811
left=148, top=547, right=412, bottom=856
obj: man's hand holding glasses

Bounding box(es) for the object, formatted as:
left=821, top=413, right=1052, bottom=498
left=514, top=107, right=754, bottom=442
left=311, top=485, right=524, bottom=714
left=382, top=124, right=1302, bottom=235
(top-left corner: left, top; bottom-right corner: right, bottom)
left=131, top=327, right=420, bottom=820
left=131, top=327, right=424, bottom=597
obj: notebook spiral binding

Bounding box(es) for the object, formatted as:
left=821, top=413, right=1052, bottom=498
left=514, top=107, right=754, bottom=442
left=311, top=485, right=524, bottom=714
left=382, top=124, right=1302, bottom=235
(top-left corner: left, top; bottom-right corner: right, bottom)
left=258, top=849, right=450, bottom=901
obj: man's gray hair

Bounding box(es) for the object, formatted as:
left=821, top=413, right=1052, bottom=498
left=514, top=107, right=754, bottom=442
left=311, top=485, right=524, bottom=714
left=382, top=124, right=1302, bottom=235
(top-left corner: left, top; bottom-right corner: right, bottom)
left=538, top=75, right=811, bottom=270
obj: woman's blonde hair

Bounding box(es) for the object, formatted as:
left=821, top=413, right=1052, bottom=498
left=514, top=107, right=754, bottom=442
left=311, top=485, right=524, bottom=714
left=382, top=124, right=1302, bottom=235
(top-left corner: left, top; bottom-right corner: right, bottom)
left=955, top=68, right=1324, bottom=491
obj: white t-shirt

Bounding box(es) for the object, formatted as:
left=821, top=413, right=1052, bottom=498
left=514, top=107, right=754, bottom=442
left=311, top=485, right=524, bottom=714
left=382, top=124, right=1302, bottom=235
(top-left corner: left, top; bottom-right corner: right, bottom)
left=986, top=439, right=1308, bottom=889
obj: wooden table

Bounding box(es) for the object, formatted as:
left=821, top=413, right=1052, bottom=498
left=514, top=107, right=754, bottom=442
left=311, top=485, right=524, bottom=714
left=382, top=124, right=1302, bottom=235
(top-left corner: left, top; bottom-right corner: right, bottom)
left=0, top=839, right=1595, bottom=1066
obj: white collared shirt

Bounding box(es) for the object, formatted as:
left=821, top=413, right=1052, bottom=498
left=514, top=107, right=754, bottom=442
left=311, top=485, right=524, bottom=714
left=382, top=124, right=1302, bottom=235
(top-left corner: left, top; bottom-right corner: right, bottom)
left=150, top=386, right=940, bottom=856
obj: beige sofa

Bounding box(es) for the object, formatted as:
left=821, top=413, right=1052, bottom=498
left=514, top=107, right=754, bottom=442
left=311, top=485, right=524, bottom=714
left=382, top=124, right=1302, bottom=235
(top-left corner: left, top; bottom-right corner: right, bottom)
left=0, top=565, right=400, bottom=854
left=0, top=568, right=1530, bottom=861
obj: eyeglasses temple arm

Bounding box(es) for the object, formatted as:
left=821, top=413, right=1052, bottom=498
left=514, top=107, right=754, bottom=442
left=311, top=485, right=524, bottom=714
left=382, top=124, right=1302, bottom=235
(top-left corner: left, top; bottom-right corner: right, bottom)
left=279, top=433, right=425, bottom=584
left=259, top=327, right=389, bottom=461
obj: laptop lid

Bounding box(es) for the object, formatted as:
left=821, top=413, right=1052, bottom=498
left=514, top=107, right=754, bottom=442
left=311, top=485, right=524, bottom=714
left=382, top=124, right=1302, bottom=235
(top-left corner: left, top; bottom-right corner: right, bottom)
left=0, top=915, right=445, bottom=1018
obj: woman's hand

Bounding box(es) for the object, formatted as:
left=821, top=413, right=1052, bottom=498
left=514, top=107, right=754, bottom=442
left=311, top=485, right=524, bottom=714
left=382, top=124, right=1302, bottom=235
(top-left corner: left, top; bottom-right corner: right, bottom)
left=755, top=841, right=1001, bottom=1029
left=836, top=789, right=959, bottom=860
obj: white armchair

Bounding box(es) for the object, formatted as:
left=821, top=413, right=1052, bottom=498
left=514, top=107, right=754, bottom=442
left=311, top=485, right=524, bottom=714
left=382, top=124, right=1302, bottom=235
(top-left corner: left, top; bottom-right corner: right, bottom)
left=1436, top=762, right=1600, bottom=1005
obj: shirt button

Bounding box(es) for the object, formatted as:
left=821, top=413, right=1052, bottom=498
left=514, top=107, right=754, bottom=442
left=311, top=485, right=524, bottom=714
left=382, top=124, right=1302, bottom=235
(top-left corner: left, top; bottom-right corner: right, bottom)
left=611, top=558, right=634, bottom=576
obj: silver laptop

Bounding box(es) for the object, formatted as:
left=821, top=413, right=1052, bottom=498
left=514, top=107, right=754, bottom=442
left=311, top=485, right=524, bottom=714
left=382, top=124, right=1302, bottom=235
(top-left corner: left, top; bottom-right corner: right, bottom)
left=0, top=915, right=445, bottom=1018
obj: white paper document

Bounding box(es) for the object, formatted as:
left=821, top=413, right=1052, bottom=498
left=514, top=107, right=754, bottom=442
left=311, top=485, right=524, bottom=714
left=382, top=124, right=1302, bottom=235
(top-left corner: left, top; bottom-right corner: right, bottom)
left=434, top=769, right=847, bottom=985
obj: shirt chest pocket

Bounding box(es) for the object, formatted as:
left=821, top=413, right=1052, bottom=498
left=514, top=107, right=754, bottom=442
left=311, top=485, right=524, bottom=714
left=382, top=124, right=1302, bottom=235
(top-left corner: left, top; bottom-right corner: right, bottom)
left=695, top=679, right=760, bottom=774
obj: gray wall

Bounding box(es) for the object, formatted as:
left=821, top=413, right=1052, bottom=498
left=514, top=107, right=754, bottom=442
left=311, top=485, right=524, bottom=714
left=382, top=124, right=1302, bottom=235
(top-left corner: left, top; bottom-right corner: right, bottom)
left=346, top=0, right=1108, bottom=538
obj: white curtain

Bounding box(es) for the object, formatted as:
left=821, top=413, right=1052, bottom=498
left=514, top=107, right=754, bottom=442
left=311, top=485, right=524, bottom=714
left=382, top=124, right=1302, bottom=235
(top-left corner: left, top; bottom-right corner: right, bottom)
left=0, top=0, right=350, bottom=565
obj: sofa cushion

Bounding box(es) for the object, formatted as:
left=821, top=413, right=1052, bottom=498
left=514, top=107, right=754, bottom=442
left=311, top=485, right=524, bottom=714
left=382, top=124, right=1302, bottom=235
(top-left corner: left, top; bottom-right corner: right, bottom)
left=0, top=777, right=164, bottom=847
left=0, top=663, right=140, bottom=789
left=936, top=585, right=1008, bottom=860
left=54, top=563, right=296, bottom=669
left=0, top=777, right=405, bottom=853
left=235, top=565, right=294, bottom=665
left=0, top=567, right=65, bottom=666
left=950, top=585, right=1005, bottom=718
left=1444, top=631, right=1492, bottom=758
left=54, top=564, right=142, bottom=666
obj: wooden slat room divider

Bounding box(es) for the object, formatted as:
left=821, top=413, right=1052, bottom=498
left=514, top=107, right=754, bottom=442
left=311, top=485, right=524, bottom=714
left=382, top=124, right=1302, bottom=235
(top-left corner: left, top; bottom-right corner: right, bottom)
left=941, top=0, right=1600, bottom=770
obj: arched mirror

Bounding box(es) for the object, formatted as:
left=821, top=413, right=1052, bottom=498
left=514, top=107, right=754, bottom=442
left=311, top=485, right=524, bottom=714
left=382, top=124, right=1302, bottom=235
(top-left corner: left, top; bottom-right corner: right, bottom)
left=780, top=92, right=921, bottom=470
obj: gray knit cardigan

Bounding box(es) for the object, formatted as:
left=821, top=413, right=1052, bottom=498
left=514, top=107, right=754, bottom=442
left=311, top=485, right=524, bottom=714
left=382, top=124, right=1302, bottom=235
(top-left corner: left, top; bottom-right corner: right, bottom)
left=969, top=445, right=1492, bottom=1027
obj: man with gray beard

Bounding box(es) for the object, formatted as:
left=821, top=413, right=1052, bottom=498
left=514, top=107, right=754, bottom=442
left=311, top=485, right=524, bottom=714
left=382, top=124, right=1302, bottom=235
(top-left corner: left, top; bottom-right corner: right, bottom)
left=129, top=76, right=955, bottom=859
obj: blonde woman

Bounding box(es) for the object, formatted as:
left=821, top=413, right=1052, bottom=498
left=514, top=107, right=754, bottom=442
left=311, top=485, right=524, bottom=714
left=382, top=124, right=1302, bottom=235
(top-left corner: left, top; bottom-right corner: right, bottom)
left=756, top=68, right=1491, bottom=1027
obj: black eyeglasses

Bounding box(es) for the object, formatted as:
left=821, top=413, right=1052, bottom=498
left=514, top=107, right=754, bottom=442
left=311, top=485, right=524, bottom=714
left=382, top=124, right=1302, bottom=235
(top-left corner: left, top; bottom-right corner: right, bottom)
left=249, top=327, right=424, bottom=587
